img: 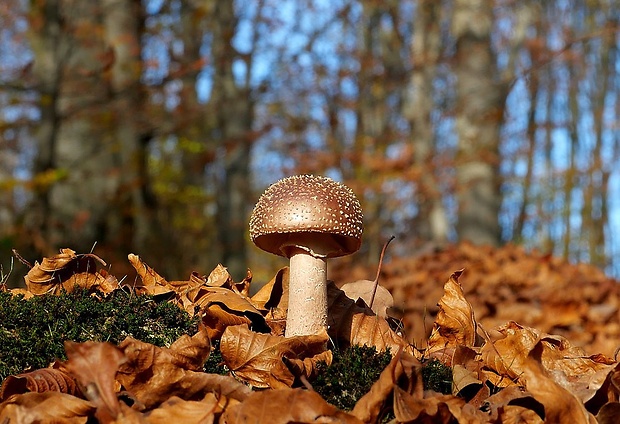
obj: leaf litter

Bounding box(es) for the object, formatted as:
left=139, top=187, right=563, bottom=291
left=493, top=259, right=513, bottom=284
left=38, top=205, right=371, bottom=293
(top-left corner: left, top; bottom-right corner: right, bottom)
left=1, top=244, right=620, bottom=422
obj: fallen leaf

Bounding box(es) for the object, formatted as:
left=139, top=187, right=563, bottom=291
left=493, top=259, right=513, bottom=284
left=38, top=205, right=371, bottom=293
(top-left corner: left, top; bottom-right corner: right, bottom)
left=117, top=329, right=250, bottom=409
left=327, top=282, right=410, bottom=354
left=393, top=387, right=473, bottom=423
left=426, top=270, right=477, bottom=360
left=143, top=392, right=229, bottom=424
left=220, top=324, right=331, bottom=389
left=63, top=340, right=126, bottom=423
left=251, top=267, right=289, bottom=315
left=339, top=279, right=394, bottom=318
left=496, top=405, right=544, bottom=423
left=0, top=391, right=95, bottom=423
left=596, top=402, right=620, bottom=424
left=189, top=288, right=269, bottom=340
left=480, top=321, right=615, bottom=401
left=224, top=388, right=362, bottom=424
left=522, top=341, right=597, bottom=423
left=0, top=366, right=81, bottom=401
left=251, top=267, right=290, bottom=336
left=351, top=351, right=421, bottom=423
left=128, top=254, right=175, bottom=297
left=24, top=249, right=108, bottom=294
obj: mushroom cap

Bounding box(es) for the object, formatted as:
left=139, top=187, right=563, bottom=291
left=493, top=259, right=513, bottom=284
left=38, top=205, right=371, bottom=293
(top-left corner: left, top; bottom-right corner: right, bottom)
left=249, top=175, right=363, bottom=258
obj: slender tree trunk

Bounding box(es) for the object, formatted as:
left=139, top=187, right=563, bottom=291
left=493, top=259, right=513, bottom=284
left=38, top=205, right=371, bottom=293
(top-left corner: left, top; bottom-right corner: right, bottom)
left=25, top=0, right=63, bottom=254
left=210, top=0, right=255, bottom=280
left=452, top=0, right=505, bottom=246
left=406, top=0, right=448, bottom=245
left=28, top=0, right=118, bottom=254
left=102, top=0, right=153, bottom=256
left=515, top=69, right=538, bottom=242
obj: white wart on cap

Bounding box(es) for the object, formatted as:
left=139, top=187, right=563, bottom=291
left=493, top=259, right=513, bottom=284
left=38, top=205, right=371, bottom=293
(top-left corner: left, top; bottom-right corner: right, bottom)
left=249, top=174, right=363, bottom=259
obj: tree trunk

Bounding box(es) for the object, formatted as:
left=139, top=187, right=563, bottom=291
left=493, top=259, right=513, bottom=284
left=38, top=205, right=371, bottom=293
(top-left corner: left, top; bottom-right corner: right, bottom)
left=406, top=0, right=448, bottom=245
left=102, top=0, right=153, bottom=257
left=27, top=0, right=118, bottom=254
left=452, top=0, right=505, bottom=246
left=210, top=1, right=254, bottom=280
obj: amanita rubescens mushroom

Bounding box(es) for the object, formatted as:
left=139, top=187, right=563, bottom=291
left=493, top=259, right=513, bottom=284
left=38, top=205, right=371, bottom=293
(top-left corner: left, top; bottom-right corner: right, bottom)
left=249, top=175, right=363, bottom=337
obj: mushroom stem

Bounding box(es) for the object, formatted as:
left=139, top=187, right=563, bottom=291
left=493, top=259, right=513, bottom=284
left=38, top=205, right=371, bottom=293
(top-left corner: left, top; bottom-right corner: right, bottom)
left=285, top=248, right=328, bottom=337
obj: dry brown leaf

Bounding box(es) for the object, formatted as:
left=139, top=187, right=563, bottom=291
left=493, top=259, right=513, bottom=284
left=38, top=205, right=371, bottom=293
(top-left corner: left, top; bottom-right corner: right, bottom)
left=393, top=387, right=480, bottom=423
left=189, top=288, right=269, bottom=340
left=496, top=405, right=544, bottom=424
left=339, top=279, right=394, bottom=318
left=327, top=281, right=410, bottom=354
left=480, top=321, right=615, bottom=401
left=143, top=393, right=229, bottom=424
left=220, top=324, right=331, bottom=389
left=117, top=329, right=250, bottom=409
left=0, top=391, right=95, bottom=423
left=331, top=242, right=620, bottom=356
left=479, top=322, right=538, bottom=387
left=480, top=385, right=542, bottom=422
left=251, top=267, right=289, bottom=314
left=224, top=388, right=362, bottom=424
left=24, top=248, right=109, bottom=294
left=166, top=326, right=212, bottom=371
left=63, top=340, right=126, bottom=423
left=0, top=366, right=82, bottom=401
left=250, top=267, right=290, bottom=336
left=452, top=364, right=481, bottom=396
left=596, top=402, right=620, bottom=424
left=128, top=253, right=175, bottom=297
left=522, top=341, right=597, bottom=423
left=426, top=270, right=477, bottom=360
left=351, top=351, right=421, bottom=423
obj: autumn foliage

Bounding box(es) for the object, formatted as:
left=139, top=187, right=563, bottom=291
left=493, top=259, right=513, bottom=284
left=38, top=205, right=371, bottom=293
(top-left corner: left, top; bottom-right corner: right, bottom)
left=1, top=246, right=620, bottom=423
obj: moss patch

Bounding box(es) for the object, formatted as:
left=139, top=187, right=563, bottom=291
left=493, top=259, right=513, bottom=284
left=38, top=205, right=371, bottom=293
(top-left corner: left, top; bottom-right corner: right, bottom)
left=313, top=345, right=392, bottom=411
left=0, top=288, right=198, bottom=380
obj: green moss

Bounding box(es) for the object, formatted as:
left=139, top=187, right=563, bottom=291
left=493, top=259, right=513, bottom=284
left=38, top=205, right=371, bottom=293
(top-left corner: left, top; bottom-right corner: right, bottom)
left=313, top=345, right=392, bottom=411
left=203, top=340, right=229, bottom=376
left=0, top=288, right=198, bottom=380
left=422, top=358, right=453, bottom=394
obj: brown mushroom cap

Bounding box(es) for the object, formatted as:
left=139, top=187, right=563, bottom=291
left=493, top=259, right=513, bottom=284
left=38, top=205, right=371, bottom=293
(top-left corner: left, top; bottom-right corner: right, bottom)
left=249, top=175, right=363, bottom=258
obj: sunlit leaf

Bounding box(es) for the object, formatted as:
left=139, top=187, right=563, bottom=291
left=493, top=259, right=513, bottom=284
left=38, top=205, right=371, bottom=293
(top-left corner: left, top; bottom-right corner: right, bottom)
left=220, top=324, right=331, bottom=389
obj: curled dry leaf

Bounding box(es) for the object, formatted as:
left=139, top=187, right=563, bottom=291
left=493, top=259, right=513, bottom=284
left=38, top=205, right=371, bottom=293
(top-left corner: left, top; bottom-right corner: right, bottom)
left=0, top=366, right=82, bottom=401
left=0, top=391, right=95, bottom=423
left=224, top=388, right=362, bottom=424
left=250, top=267, right=289, bottom=336
left=220, top=324, right=331, bottom=389
left=480, top=321, right=615, bottom=401
left=117, top=328, right=250, bottom=409
left=63, top=340, right=126, bottom=423
left=327, top=281, right=410, bottom=354
left=339, top=279, right=394, bottom=318
left=426, top=270, right=477, bottom=361
left=24, top=248, right=109, bottom=295
left=143, top=393, right=229, bottom=424
left=188, top=287, right=269, bottom=341
left=351, top=351, right=421, bottom=423
left=393, top=387, right=479, bottom=424
left=159, top=325, right=211, bottom=371
left=128, top=253, right=175, bottom=297
left=596, top=402, right=620, bottom=424
left=522, top=342, right=597, bottom=423
left=496, top=405, right=544, bottom=424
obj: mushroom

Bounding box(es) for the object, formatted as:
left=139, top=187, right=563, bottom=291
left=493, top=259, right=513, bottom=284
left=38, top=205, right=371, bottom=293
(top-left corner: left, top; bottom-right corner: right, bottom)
left=249, top=175, right=363, bottom=337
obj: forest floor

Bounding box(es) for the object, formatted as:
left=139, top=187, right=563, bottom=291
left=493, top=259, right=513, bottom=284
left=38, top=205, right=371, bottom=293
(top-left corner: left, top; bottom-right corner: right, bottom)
left=333, top=241, right=620, bottom=358
left=1, top=242, right=619, bottom=423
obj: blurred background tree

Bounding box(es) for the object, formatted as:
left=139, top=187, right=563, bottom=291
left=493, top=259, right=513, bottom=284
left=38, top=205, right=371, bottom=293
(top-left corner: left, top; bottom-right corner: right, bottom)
left=0, top=0, right=618, bottom=285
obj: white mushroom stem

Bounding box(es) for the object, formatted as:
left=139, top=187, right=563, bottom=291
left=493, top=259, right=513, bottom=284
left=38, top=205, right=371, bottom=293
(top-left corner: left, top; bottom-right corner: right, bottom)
left=285, top=247, right=328, bottom=337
